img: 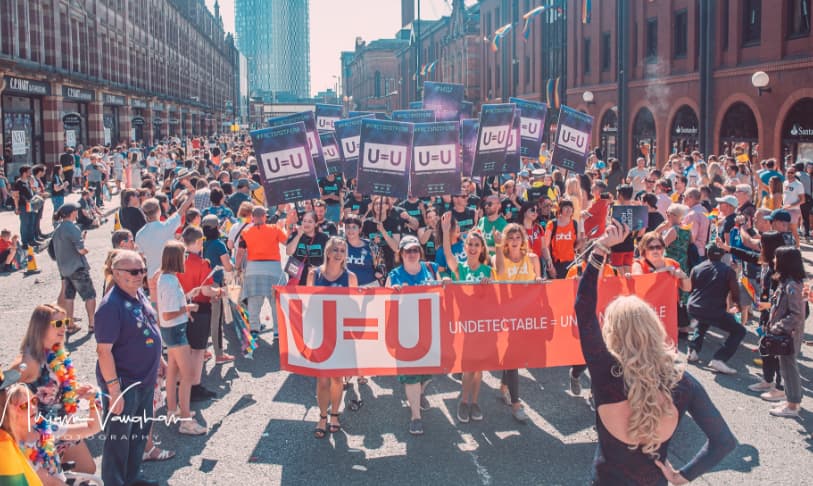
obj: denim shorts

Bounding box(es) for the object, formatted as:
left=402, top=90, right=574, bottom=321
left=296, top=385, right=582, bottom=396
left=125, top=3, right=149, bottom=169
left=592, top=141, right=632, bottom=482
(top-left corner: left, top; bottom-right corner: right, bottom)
left=160, top=322, right=189, bottom=348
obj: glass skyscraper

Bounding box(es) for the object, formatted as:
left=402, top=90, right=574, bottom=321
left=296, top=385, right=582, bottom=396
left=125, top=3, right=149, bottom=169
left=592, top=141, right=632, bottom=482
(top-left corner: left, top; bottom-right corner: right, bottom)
left=235, top=0, right=311, bottom=100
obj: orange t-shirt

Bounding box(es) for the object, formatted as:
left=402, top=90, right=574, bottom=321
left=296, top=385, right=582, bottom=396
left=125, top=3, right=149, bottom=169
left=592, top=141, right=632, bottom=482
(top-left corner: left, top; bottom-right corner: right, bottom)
left=566, top=261, right=617, bottom=279
left=635, top=257, right=680, bottom=274
left=241, top=224, right=287, bottom=261
left=547, top=219, right=578, bottom=262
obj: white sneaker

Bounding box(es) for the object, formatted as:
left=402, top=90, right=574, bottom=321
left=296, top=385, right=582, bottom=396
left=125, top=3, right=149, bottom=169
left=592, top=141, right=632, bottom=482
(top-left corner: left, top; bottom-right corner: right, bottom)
left=178, top=420, right=207, bottom=435
left=769, top=404, right=800, bottom=418
left=709, top=359, right=737, bottom=375
left=761, top=389, right=786, bottom=402
left=687, top=350, right=699, bottom=362
left=747, top=381, right=774, bottom=392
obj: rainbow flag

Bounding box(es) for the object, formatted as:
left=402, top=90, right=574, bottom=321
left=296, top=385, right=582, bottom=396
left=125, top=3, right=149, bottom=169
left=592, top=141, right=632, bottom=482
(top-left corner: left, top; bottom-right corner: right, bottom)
left=491, top=23, right=513, bottom=52
left=582, top=0, right=592, bottom=24
left=522, top=5, right=546, bottom=39
left=553, top=77, right=561, bottom=108
left=741, top=276, right=757, bottom=303
left=420, top=63, right=427, bottom=76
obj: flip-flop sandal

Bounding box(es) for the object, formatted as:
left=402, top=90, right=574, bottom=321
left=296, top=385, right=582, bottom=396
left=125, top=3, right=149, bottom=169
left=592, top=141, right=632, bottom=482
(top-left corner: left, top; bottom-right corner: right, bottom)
left=314, top=415, right=328, bottom=439
left=142, top=446, right=175, bottom=462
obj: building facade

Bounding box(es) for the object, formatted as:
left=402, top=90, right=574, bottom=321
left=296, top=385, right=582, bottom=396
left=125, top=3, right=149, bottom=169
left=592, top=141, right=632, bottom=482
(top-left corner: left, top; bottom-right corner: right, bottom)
left=0, top=0, right=240, bottom=177
left=396, top=0, right=482, bottom=111
left=566, top=0, right=813, bottom=168
left=343, top=37, right=409, bottom=112
left=236, top=0, right=310, bottom=101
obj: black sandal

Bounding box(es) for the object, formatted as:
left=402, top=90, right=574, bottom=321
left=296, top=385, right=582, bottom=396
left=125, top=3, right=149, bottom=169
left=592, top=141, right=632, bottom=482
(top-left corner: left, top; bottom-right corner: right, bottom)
left=329, top=413, right=342, bottom=433
left=314, top=415, right=328, bottom=439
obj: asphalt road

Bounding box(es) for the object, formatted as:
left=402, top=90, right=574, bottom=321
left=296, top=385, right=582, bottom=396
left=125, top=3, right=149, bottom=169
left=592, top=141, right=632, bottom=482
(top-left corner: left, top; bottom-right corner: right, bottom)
left=0, top=202, right=810, bottom=485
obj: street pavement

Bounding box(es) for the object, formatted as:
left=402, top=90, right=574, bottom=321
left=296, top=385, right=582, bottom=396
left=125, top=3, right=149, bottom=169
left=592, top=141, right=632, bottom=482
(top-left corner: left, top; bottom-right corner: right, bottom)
left=0, top=202, right=811, bottom=485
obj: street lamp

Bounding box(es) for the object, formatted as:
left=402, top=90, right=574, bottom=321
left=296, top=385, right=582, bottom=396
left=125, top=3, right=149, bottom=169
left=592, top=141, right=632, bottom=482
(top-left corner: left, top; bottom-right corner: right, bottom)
left=582, top=90, right=595, bottom=104
left=342, top=95, right=353, bottom=115
left=751, top=71, right=771, bottom=96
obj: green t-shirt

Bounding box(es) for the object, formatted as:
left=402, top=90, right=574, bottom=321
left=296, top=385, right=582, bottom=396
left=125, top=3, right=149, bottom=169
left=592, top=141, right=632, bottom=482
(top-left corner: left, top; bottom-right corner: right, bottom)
left=457, top=262, right=493, bottom=282
left=476, top=216, right=508, bottom=254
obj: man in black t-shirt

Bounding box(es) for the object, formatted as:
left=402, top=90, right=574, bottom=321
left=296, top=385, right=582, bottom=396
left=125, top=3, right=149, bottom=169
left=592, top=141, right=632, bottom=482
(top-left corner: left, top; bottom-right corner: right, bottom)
left=312, top=200, right=338, bottom=236
left=60, top=146, right=75, bottom=191
left=343, top=190, right=371, bottom=217
left=318, top=173, right=344, bottom=223
left=450, top=194, right=476, bottom=234
left=396, top=197, right=425, bottom=236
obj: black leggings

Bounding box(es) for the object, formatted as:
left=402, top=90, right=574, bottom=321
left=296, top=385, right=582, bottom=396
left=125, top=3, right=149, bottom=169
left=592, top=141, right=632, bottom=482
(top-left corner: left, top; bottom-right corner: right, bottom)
left=762, top=354, right=783, bottom=389
left=501, top=369, right=519, bottom=404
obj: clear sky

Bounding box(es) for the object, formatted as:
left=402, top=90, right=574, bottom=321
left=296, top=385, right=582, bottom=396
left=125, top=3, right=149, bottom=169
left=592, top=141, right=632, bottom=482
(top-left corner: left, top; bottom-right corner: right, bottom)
left=207, top=0, right=464, bottom=97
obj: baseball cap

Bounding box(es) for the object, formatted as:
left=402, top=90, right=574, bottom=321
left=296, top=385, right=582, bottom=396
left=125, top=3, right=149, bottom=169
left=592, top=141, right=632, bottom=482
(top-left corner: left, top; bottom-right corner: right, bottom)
left=715, top=195, right=738, bottom=208
left=518, top=170, right=530, bottom=178
left=201, top=214, right=219, bottom=228
left=0, top=368, right=21, bottom=392
left=767, top=209, right=792, bottom=223
left=706, top=243, right=726, bottom=259
left=399, top=235, right=421, bottom=250
left=58, top=201, right=81, bottom=217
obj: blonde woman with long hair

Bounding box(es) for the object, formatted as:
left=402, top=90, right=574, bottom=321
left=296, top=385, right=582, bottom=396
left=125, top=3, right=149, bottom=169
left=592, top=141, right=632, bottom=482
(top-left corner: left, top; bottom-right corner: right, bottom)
left=576, top=221, right=736, bottom=485
left=492, top=223, right=542, bottom=423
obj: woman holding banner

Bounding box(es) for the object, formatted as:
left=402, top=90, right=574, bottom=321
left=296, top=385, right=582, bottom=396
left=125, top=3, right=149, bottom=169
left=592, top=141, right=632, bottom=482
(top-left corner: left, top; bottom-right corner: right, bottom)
left=306, top=236, right=358, bottom=438
left=385, top=235, right=439, bottom=436
left=576, top=221, right=736, bottom=485
left=492, top=223, right=542, bottom=423
left=630, top=232, right=692, bottom=292
left=440, top=213, right=492, bottom=424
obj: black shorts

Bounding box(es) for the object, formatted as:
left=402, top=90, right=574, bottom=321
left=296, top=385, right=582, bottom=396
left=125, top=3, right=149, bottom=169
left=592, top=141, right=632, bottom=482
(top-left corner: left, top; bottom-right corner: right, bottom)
left=63, top=267, right=97, bottom=301
left=187, top=303, right=211, bottom=350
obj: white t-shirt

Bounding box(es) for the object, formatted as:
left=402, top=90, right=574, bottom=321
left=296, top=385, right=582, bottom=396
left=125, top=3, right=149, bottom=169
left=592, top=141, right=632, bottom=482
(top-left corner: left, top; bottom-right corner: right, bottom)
left=157, top=272, right=187, bottom=327
left=135, top=212, right=182, bottom=276
left=783, top=179, right=804, bottom=207
left=627, top=167, right=649, bottom=193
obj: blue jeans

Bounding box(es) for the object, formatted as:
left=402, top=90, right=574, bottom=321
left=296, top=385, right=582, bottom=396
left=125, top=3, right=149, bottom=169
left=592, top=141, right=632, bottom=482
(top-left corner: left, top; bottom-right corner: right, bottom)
left=51, top=195, right=65, bottom=214
left=100, top=381, right=154, bottom=486
left=19, top=211, right=36, bottom=247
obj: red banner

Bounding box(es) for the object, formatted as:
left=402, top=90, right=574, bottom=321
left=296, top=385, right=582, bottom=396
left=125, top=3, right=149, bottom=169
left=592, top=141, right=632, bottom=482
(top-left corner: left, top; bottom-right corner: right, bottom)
left=275, top=274, right=677, bottom=377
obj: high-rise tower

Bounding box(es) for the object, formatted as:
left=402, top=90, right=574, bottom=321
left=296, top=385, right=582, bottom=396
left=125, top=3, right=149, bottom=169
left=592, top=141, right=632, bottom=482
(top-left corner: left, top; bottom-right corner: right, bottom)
left=235, top=0, right=311, bottom=100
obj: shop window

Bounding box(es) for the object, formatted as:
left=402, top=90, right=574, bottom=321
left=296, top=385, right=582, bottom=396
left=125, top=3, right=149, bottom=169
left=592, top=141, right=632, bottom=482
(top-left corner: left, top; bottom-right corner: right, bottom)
left=787, top=0, right=811, bottom=38
left=583, top=38, right=591, bottom=74
left=743, top=0, right=761, bottom=45
left=674, top=9, right=688, bottom=58
left=645, top=18, right=658, bottom=63
left=600, top=32, right=611, bottom=72
left=721, top=0, right=729, bottom=50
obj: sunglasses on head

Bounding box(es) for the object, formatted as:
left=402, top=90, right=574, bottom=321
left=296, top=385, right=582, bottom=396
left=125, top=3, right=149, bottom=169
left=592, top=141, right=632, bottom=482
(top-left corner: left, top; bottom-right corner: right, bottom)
left=50, top=318, right=72, bottom=328
left=115, top=267, right=148, bottom=276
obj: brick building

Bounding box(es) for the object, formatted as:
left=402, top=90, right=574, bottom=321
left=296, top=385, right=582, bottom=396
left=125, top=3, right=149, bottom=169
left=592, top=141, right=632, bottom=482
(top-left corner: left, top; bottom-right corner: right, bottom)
left=397, top=0, right=482, bottom=110
left=342, top=37, right=409, bottom=112
left=0, top=0, right=240, bottom=177
left=566, top=0, right=813, bottom=168
left=342, top=0, right=481, bottom=114
left=479, top=0, right=567, bottom=111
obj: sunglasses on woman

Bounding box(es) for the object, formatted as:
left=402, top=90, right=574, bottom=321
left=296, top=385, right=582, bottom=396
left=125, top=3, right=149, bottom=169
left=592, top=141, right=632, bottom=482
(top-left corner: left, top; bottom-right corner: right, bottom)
left=50, top=318, right=72, bottom=328
left=18, top=396, right=39, bottom=411
left=403, top=247, right=421, bottom=255
left=115, top=267, right=148, bottom=276
left=646, top=244, right=664, bottom=251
